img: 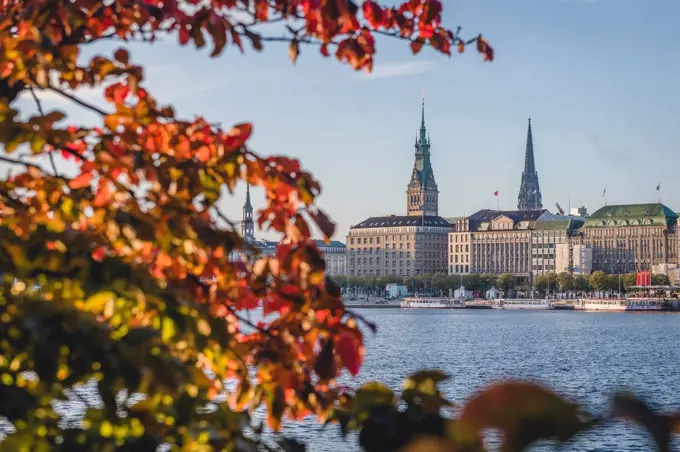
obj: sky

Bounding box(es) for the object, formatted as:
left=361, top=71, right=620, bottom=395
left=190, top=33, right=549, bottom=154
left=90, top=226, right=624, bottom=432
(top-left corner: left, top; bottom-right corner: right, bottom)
left=4, top=0, right=680, bottom=242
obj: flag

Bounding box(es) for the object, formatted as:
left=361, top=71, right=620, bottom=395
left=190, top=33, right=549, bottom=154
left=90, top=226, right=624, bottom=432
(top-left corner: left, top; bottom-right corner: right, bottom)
left=656, top=183, right=660, bottom=191
left=494, top=190, right=499, bottom=197
left=602, top=188, right=606, bottom=197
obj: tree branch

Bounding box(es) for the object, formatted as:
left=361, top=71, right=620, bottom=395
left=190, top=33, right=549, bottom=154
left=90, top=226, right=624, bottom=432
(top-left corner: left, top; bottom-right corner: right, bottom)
left=0, top=154, right=51, bottom=173
left=45, top=86, right=110, bottom=116
left=29, top=86, right=60, bottom=176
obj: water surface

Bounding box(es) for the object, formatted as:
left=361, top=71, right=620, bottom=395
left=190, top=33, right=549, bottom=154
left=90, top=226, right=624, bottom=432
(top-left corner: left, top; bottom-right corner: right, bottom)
left=289, top=309, right=680, bottom=451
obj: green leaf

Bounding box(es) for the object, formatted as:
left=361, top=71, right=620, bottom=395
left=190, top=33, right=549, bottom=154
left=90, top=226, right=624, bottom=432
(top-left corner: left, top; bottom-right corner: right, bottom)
left=354, top=382, right=395, bottom=416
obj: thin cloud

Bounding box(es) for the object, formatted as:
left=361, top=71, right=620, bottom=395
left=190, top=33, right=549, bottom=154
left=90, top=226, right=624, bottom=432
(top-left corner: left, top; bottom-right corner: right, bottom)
left=361, top=61, right=436, bottom=81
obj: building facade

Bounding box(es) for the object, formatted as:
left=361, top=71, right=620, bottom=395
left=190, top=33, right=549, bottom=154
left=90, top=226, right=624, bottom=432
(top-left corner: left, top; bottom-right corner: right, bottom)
left=315, top=240, right=346, bottom=276
left=448, top=210, right=549, bottom=277
left=555, top=243, right=593, bottom=275
left=346, top=216, right=451, bottom=277
left=578, top=204, right=678, bottom=273
left=406, top=99, right=439, bottom=216
left=531, top=218, right=584, bottom=274
left=517, top=118, right=543, bottom=211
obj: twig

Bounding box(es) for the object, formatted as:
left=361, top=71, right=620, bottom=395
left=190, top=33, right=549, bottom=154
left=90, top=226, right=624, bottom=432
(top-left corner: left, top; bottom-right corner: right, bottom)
left=46, top=86, right=110, bottom=116
left=0, top=154, right=50, bottom=173
left=28, top=86, right=60, bottom=176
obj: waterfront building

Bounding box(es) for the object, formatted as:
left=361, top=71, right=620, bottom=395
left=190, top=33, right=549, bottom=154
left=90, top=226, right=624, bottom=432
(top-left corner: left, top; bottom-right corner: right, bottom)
left=314, top=240, right=346, bottom=276
left=578, top=203, right=678, bottom=273
left=346, top=215, right=451, bottom=277
left=517, top=118, right=543, bottom=211
left=555, top=243, right=593, bottom=274
left=448, top=209, right=549, bottom=277
left=531, top=218, right=585, bottom=274
left=347, top=99, right=451, bottom=277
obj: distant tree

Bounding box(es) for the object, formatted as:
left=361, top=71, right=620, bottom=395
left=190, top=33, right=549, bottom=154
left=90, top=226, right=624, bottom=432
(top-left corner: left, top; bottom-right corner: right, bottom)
left=533, top=274, right=549, bottom=293
left=622, top=273, right=638, bottom=291
left=573, top=274, right=591, bottom=292
left=652, top=273, right=671, bottom=286
left=556, top=272, right=574, bottom=292
left=497, top=273, right=516, bottom=292
left=334, top=274, right=349, bottom=288
left=546, top=273, right=558, bottom=292
left=589, top=271, right=609, bottom=292
left=481, top=274, right=498, bottom=291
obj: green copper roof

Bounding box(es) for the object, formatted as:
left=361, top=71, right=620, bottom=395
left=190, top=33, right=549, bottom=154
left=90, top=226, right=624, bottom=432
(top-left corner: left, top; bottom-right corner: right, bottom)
left=584, top=204, right=678, bottom=228
left=534, top=218, right=584, bottom=231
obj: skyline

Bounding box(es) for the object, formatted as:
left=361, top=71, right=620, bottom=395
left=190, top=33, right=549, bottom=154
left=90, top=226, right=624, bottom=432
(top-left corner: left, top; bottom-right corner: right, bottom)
left=2, top=0, right=679, bottom=242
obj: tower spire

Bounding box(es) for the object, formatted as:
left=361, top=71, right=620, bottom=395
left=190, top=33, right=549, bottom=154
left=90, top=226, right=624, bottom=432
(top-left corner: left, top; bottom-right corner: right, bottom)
left=407, top=96, right=439, bottom=217
left=241, top=184, right=255, bottom=242
left=524, top=117, right=535, bottom=173
left=517, top=117, right=543, bottom=211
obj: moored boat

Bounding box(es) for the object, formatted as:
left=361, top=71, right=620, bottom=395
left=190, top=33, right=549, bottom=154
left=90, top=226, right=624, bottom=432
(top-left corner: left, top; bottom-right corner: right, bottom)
left=492, top=299, right=554, bottom=310
left=575, top=298, right=664, bottom=312
left=400, top=297, right=466, bottom=309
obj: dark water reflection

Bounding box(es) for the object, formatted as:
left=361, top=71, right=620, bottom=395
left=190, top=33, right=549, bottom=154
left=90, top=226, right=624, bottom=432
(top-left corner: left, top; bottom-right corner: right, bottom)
left=285, top=309, right=680, bottom=451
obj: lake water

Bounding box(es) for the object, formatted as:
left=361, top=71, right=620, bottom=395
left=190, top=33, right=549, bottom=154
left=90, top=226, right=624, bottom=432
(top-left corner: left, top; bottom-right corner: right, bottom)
left=4, top=309, right=680, bottom=451
left=287, top=309, right=680, bottom=451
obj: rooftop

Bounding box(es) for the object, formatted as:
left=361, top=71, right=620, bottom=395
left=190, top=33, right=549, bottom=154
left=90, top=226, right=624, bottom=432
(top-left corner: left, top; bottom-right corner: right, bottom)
left=350, top=215, right=452, bottom=230
left=584, top=203, right=678, bottom=228
left=314, top=240, right=346, bottom=249
left=469, top=209, right=548, bottom=223
left=534, top=218, right=585, bottom=231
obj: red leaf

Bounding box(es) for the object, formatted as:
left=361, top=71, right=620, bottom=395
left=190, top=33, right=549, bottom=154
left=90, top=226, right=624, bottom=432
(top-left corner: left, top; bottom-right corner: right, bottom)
left=92, top=246, right=106, bottom=262
left=69, top=172, right=93, bottom=189
left=477, top=36, right=494, bottom=62
left=311, top=209, right=336, bottom=239
left=337, top=332, right=362, bottom=376
left=222, top=123, right=253, bottom=151
left=179, top=27, right=190, bottom=45
left=410, top=39, right=424, bottom=54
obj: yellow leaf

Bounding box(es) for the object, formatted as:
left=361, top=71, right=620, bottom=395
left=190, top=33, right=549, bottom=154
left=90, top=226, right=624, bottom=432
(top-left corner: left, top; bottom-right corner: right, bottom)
left=84, top=292, right=116, bottom=315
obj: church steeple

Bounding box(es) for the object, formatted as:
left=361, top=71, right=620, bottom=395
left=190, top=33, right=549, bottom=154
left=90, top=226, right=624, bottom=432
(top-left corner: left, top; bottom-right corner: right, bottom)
left=517, top=117, right=543, bottom=211
left=406, top=96, right=439, bottom=216
left=241, top=184, right=255, bottom=242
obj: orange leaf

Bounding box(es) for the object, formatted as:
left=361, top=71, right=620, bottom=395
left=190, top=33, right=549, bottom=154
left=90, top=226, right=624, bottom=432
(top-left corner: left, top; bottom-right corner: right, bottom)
left=288, top=39, right=300, bottom=64
left=457, top=41, right=465, bottom=54
left=69, top=172, right=93, bottom=189
left=92, top=180, right=111, bottom=207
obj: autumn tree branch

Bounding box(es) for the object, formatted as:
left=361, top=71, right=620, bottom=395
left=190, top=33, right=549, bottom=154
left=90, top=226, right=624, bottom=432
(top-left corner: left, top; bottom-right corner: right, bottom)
left=45, top=85, right=110, bottom=116
left=29, top=85, right=60, bottom=176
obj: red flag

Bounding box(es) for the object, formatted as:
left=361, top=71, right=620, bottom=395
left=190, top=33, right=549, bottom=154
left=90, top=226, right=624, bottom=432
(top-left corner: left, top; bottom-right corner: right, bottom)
left=494, top=190, right=499, bottom=196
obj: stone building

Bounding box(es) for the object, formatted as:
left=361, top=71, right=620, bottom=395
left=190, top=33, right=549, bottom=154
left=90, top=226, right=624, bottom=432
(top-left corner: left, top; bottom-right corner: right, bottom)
left=577, top=203, right=678, bottom=273
left=448, top=209, right=549, bottom=277
left=346, top=215, right=451, bottom=277
left=531, top=218, right=585, bottom=274
left=346, top=99, right=451, bottom=277
left=315, top=240, right=346, bottom=276
left=517, top=118, right=543, bottom=211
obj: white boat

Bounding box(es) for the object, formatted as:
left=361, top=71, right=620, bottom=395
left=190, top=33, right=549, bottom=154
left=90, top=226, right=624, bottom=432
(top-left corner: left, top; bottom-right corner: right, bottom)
left=400, top=297, right=466, bottom=309
left=492, top=299, right=554, bottom=310
left=575, top=298, right=664, bottom=312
